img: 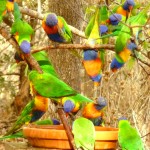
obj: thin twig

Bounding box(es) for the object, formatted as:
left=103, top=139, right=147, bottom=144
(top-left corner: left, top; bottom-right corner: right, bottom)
left=31, top=44, right=115, bottom=54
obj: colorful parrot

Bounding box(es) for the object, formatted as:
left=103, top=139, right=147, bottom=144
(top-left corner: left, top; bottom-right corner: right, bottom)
left=42, top=13, right=72, bottom=43
left=82, top=97, right=107, bottom=122
left=11, top=2, right=34, bottom=54
left=82, top=50, right=103, bottom=86
left=4, top=94, right=49, bottom=136
left=111, top=3, right=150, bottom=72
left=72, top=117, right=95, bottom=150
left=0, top=119, right=60, bottom=140
left=83, top=7, right=105, bottom=87
left=118, top=117, right=144, bottom=150
left=115, top=0, right=135, bottom=19
left=111, top=40, right=137, bottom=72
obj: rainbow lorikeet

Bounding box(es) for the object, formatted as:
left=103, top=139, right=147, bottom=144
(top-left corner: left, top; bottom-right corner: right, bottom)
left=115, top=0, right=135, bottom=19
left=72, top=117, right=95, bottom=150
left=82, top=50, right=103, bottom=86
left=4, top=94, right=49, bottom=136
left=111, top=41, right=137, bottom=72
left=118, top=117, right=144, bottom=150
left=11, top=2, right=34, bottom=54
left=42, top=13, right=72, bottom=43
left=111, top=3, right=150, bottom=72
left=0, top=119, right=60, bottom=140
left=84, top=7, right=105, bottom=86
left=82, top=97, right=107, bottom=120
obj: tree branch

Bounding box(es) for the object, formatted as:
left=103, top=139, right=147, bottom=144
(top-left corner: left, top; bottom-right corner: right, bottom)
left=19, top=7, right=86, bottom=38
left=31, top=43, right=115, bottom=53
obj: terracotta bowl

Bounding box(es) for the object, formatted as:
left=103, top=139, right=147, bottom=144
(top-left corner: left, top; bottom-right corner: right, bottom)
left=23, top=125, right=118, bottom=149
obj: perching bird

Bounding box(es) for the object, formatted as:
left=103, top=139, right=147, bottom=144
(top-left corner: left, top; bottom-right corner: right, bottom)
left=118, top=117, right=144, bottom=150
left=111, top=4, right=150, bottom=72
left=61, top=96, right=81, bottom=114
left=72, top=117, right=95, bottom=150
left=82, top=50, right=103, bottom=86
left=82, top=97, right=107, bottom=120
left=110, top=40, right=137, bottom=72
left=42, top=13, right=72, bottom=43
left=1, top=119, right=60, bottom=140
left=5, top=94, right=49, bottom=136
left=11, top=2, right=34, bottom=54
left=115, top=0, right=135, bottom=19
left=84, top=7, right=104, bottom=88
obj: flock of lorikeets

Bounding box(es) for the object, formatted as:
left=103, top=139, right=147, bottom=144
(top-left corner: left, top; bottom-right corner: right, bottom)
left=0, top=0, right=148, bottom=149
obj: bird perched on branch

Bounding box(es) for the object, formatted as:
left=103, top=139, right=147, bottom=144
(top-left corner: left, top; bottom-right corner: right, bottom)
left=82, top=97, right=107, bottom=126
left=118, top=117, right=144, bottom=150
left=42, top=13, right=72, bottom=43
left=83, top=7, right=106, bottom=87
left=0, top=119, right=60, bottom=140
left=111, top=40, right=137, bottom=72
left=11, top=2, right=34, bottom=54
left=115, top=0, right=135, bottom=19
left=110, top=3, right=150, bottom=72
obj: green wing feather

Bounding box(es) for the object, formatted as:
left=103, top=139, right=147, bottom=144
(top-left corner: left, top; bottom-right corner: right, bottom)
left=13, top=2, right=21, bottom=21
left=5, top=100, right=34, bottom=136
left=72, top=117, right=95, bottom=150
left=58, top=16, right=72, bottom=43
left=68, top=94, right=92, bottom=103
left=85, top=15, right=95, bottom=38
left=32, top=51, right=58, bottom=77
left=0, top=119, right=54, bottom=140
left=29, top=70, right=77, bottom=98
left=0, top=0, right=7, bottom=23
left=11, top=18, right=34, bottom=44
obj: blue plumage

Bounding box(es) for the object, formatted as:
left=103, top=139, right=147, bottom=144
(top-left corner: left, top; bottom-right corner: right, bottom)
left=99, top=25, right=108, bottom=35
left=48, top=33, right=65, bottom=43
left=110, top=58, right=124, bottom=70
left=20, top=40, right=31, bottom=54
left=30, top=110, right=45, bottom=122
left=83, top=50, right=98, bottom=60
left=46, top=13, right=58, bottom=27
left=63, top=100, right=75, bottom=113
left=91, top=75, right=102, bottom=82
left=123, top=0, right=135, bottom=11
left=109, top=13, right=122, bottom=25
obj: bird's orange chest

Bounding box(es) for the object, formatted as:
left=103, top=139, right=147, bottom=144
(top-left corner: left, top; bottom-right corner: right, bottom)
left=42, top=19, right=64, bottom=34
